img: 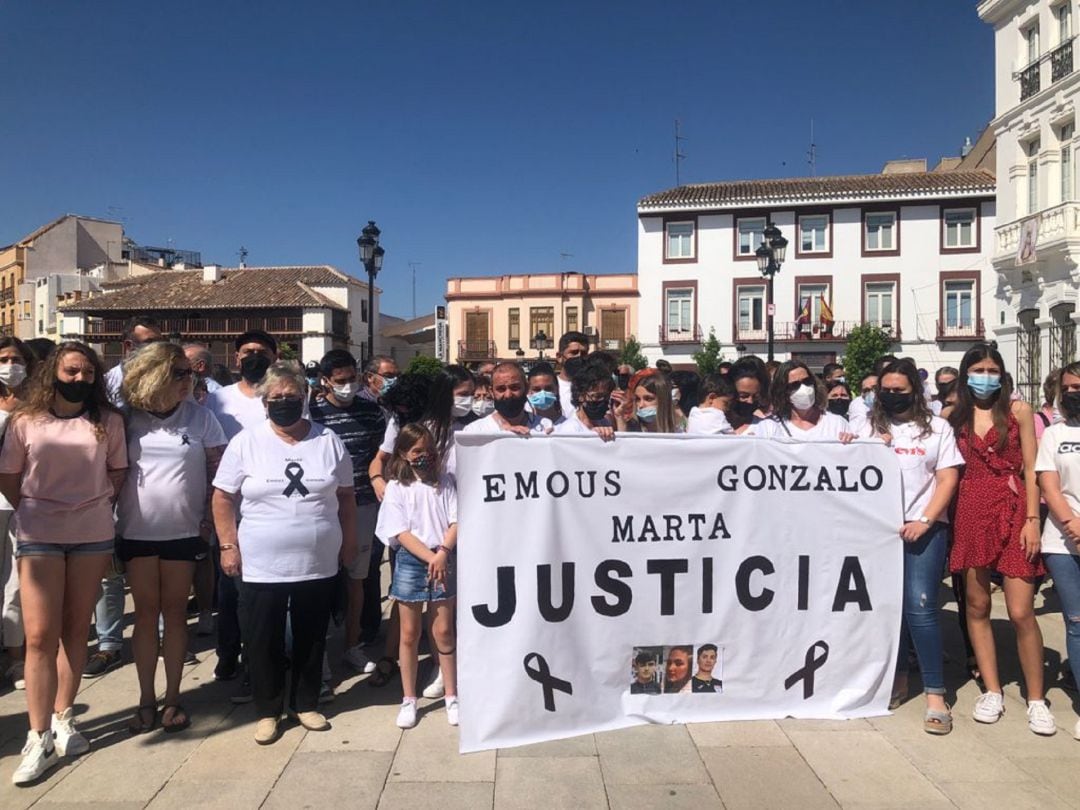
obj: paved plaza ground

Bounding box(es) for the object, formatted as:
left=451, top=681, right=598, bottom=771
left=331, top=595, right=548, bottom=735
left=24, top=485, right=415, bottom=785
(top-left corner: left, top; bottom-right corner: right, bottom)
left=1, top=571, right=1079, bottom=809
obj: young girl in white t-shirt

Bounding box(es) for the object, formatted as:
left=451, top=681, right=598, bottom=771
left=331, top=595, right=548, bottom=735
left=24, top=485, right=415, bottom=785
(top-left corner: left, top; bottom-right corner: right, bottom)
left=375, top=423, right=459, bottom=730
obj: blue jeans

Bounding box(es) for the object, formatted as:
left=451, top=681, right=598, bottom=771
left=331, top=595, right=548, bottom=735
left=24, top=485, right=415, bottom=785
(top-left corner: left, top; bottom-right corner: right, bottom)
left=1043, top=553, right=1080, bottom=692
left=898, top=521, right=948, bottom=695
left=94, top=570, right=125, bottom=653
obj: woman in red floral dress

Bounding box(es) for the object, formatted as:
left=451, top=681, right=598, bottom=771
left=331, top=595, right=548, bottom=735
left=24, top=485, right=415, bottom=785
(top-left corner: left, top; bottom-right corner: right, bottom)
left=945, top=344, right=1054, bottom=735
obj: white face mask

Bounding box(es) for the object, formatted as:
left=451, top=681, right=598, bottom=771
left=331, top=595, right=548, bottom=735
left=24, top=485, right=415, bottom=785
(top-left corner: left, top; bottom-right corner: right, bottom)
left=452, top=395, right=473, bottom=417
left=329, top=381, right=358, bottom=402
left=0, top=362, right=26, bottom=389
left=473, top=399, right=495, bottom=417
left=789, top=383, right=816, bottom=411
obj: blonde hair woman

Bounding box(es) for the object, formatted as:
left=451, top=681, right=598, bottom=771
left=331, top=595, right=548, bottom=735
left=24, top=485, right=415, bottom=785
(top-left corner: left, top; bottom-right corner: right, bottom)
left=618, top=369, right=683, bottom=433
left=116, top=342, right=226, bottom=734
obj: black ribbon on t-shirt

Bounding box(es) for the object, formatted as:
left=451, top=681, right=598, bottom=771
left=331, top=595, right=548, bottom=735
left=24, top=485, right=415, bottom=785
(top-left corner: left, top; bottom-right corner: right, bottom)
left=784, top=640, right=829, bottom=700
left=523, top=651, right=573, bottom=712
left=282, top=462, right=309, bottom=497
left=181, top=433, right=191, bottom=446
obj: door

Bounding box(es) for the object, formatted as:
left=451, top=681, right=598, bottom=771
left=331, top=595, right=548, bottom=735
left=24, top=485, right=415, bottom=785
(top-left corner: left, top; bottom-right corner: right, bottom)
left=464, top=311, right=490, bottom=358
left=600, top=309, right=626, bottom=351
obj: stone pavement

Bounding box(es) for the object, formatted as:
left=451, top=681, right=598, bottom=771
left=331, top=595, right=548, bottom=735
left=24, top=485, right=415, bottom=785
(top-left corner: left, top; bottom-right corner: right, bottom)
left=1, top=575, right=1079, bottom=809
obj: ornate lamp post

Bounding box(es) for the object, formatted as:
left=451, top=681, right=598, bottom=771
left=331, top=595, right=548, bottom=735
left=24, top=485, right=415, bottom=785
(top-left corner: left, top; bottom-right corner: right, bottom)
left=533, top=329, right=551, bottom=361
left=357, top=221, right=385, bottom=366
left=754, top=223, right=788, bottom=362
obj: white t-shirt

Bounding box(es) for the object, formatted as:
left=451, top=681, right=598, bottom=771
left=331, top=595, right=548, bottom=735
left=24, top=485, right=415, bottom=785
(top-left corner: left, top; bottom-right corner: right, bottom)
left=858, top=416, right=964, bottom=523
left=213, top=421, right=353, bottom=582
left=207, top=383, right=266, bottom=441
left=558, top=376, right=575, bottom=419
left=375, top=475, right=457, bottom=550
left=117, top=400, right=228, bottom=540
left=1036, top=422, right=1080, bottom=556
left=687, top=406, right=732, bottom=435
left=461, top=411, right=553, bottom=435
left=555, top=414, right=613, bottom=435
left=847, top=396, right=869, bottom=434
left=752, top=411, right=849, bottom=441
left=380, top=417, right=457, bottom=476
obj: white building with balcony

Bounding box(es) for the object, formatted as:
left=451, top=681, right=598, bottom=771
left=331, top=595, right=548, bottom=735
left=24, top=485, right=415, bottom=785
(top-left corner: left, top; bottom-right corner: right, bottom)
left=636, top=140, right=998, bottom=373
left=981, top=0, right=1080, bottom=402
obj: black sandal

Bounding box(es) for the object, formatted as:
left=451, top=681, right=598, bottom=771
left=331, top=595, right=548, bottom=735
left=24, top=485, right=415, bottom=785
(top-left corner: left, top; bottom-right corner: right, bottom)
left=128, top=704, right=158, bottom=735
left=161, top=704, right=191, bottom=733
left=368, top=657, right=398, bottom=688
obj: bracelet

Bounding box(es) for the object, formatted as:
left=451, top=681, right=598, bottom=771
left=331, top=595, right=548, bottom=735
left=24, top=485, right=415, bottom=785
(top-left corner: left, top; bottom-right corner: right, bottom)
left=370, top=474, right=384, bottom=481
left=219, top=544, right=238, bottom=551
left=437, top=544, right=454, bottom=555
left=1026, top=516, right=1040, bottom=522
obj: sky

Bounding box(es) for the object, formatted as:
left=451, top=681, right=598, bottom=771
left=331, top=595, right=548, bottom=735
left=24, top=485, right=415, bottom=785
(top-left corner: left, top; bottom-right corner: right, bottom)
left=0, top=1, right=995, bottom=319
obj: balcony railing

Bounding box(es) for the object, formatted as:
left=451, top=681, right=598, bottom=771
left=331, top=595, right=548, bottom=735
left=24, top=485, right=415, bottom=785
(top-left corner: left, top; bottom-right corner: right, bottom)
left=1053, top=40, right=1074, bottom=83
left=1020, top=61, right=1041, bottom=100
left=659, top=324, right=703, bottom=344
left=84, top=315, right=305, bottom=337
left=994, top=201, right=1080, bottom=260
left=735, top=321, right=898, bottom=342
left=936, top=319, right=985, bottom=342
left=457, top=339, right=496, bottom=360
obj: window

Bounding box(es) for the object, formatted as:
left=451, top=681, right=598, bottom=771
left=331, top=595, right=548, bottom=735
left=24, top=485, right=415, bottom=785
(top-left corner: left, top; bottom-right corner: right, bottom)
left=737, top=285, right=766, bottom=335
left=1027, top=22, right=1040, bottom=64
left=529, top=306, right=554, bottom=347
left=508, top=307, right=520, bottom=349
left=797, top=283, right=830, bottom=327
left=1059, top=3, right=1071, bottom=43
left=943, top=208, right=977, bottom=249
left=600, top=309, right=626, bottom=350
left=1063, top=123, right=1074, bottom=201
left=864, top=282, right=896, bottom=329
left=944, top=280, right=975, bottom=331
left=665, top=288, right=694, bottom=335
left=1028, top=138, right=1041, bottom=213
left=665, top=221, right=695, bottom=260
left=565, top=306, right=578, bottom=335
left=798, top=214, right=830, bottom=254
left=864, top=212, right=897, bottom=252
left=737, top=217, right=766, bottom=256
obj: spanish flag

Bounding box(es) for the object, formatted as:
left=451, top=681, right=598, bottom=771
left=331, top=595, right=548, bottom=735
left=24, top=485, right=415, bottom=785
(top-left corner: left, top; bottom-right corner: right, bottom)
left=796, top=298, right=811, bottom=325
left=820, top=298, right=834, bottom=326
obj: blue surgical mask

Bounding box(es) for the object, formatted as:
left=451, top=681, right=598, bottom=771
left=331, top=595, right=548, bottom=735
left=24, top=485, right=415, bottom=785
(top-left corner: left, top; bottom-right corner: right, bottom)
left=863, top=391, right=876, bottom=407
left=637, top=406, right=657, bottom=422
left=528, top=390, right=558, bottom=411
left=380, top=377, right=397, bottom=397
left=967, top=372, right=1002, bottom=399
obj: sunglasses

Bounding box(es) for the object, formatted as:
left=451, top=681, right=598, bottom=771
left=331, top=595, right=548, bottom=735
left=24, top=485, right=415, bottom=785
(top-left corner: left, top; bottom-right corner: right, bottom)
left=785, top=378, right=811, bottom=393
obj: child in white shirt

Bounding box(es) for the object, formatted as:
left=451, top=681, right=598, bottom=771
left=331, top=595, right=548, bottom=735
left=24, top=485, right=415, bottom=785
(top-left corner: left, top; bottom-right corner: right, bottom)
left=687, top=373, right=734, bottom=435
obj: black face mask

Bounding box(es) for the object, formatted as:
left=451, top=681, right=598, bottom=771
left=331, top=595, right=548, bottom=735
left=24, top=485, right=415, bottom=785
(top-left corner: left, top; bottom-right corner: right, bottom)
left=826, top=399, right=850, bottom=418
left=54, top=379, right=94, bottom=404
left=239, top=353, right=272, bottom=384
left=266, top=398, right=304, bottom=427
left=1062, top=391, right=1080, bottom=420
left=563, top=357, right=585, bottom=378
left=731, top=399, right=757, bottom=421
left=494, top=394, right=527, bottom=420
left=878, top=391, right=915, bottom=415
left=582, top=400, right=609, bottom=422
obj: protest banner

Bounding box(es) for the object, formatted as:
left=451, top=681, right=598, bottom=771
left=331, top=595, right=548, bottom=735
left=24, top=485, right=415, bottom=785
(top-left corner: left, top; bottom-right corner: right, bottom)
left=455, top=433, right=904, bottom=753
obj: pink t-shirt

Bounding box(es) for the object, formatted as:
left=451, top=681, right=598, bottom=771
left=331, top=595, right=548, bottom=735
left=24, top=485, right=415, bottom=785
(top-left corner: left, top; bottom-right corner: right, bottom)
left=0, top=409, right=128, bottom=543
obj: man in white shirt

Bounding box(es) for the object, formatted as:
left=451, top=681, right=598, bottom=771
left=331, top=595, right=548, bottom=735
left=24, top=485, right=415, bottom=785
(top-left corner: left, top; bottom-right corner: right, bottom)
left=555, top=331, right=589, bottom=420
left=183, top=342, right=223, bottom=400
left=463, top=362, right=548, bottom=435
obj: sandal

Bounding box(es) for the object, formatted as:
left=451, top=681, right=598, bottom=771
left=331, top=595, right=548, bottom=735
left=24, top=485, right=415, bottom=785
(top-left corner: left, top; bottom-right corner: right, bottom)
left=161, top=704, right=191, bottom=733
left=924, top=705, right=953, bottom=735
left=128, top=704, right=158, bottom=735
left=367, top=657, right=398, bottom=688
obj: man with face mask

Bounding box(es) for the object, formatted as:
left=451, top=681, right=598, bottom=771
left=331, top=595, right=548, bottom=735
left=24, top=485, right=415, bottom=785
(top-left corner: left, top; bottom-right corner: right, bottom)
left=462, top=362, right=545, bottom=435
left=309, top=350, right=384, bottom=671
left=555, top=331, right=589, bottom=420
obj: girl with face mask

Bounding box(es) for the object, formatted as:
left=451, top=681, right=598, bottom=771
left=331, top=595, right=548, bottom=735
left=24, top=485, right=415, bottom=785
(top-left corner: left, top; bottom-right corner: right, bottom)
left=525, top=362, right=565, bottom=429
left=753, top=360, right=851, bottom=440
left=944, top=344, right=1053, bottom=735
left=727, top=359, right=770, bottom=435
left=618, top=370, right=683, bottom=433
left=861, top=360, right=963, bottom=734
left=555, top=363, right=616, bottom=441
left=825, top=380, right=853, bottom=419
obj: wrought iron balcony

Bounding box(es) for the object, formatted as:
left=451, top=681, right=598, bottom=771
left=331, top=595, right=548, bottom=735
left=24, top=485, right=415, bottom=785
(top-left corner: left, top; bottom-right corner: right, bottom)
left=1053, top=40, right=1074, bottom=83
left=658, top=324, right=703, bottom=345
left=85, top=315, right=304, bottom=337
left=457, top=339, right=496, bottom=360
left=936, top=318, right=985, bottom=342
left=1020, top=62, right=1041, bottom=100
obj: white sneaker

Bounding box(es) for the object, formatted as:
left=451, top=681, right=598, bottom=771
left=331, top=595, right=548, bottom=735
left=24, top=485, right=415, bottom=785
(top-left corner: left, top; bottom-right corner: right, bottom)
left=1027, top=700, right=1057, bottom=736
left=343, top=645, right=377, bottom=674
left=196, top=611, right=214, bottom=637
left=445, top=696, right=459, bottom=727
left=12, top=729, right=59, bottom=785
left=422, top=668, right=445, bottom=699
left=1073, top=717, right=1080, bottom=740
left=396, top=699, right=418, bottom=729
left=51, top=707, right=89, bottom=757
left=973, top=691, right=1005, bottom=724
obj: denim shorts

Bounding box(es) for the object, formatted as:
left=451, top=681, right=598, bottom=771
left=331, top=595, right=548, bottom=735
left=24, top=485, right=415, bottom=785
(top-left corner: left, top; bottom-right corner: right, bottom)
left=15, top=538, right=115, bottom=559
left=390, top=545, right=455, bottom=603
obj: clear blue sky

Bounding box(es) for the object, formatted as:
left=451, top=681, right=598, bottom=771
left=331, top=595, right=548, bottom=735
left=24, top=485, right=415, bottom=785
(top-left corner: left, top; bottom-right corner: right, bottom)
left=0, top=0, right=994, bottom=319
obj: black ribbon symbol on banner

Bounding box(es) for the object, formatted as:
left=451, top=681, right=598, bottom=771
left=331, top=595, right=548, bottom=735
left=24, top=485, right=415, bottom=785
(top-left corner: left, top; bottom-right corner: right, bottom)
left=180, top=434, right=190, bottom=446
left=784, top=640, right=830, bottom=700
left=282, top=462, right=309, bottom=497
left=523, top=652, right=573, bottom=712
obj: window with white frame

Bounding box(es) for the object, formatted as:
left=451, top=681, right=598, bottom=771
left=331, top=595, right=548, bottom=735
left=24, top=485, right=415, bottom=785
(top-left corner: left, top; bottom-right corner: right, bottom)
left=798, top=214, right=830, bottom=253
left=737, top=285, right=766, bottom=334
left=797, top=283, right=830, bottom=328
left=1028, top=138, right=1041, bottom=214
left=665, top=221, right=695, bottom=260
left=1027, top=22, right=1041, bottom=64
left=944, top=280, right=975, bottom=331
left=864, top=212, right=897, bottom=251
left=1059, top=2, right=1071, bottom=43
left=665, top=288, right=694, bottom=336
left=737, top=217, right=766, bottom=256
left=1062, top=123, right=1074, bottom=201
left=864, top=281, right=896, bottom=329
left=943, top=208, right=977, bottom=249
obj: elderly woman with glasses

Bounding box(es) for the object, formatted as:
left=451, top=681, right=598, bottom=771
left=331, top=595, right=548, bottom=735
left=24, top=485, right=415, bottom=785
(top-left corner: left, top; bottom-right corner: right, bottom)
left=116, top=341, right=227, bottom=734
left=212, top=362, right=357, bottom=745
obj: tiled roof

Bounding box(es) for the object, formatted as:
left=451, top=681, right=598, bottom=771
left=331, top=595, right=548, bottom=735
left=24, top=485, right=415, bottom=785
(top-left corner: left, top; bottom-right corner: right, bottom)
left=637, top=170, right=996, bottom=210
left=59, top=265, right=359, bottom=312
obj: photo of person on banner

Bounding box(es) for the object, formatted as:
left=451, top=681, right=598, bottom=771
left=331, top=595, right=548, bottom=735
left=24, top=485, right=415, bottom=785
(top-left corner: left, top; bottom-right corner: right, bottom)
left=691, top=644, right=724, bottom=693
left=629, top=648, right=662, bottom=694
left=662, top=645, right=693, bottom=693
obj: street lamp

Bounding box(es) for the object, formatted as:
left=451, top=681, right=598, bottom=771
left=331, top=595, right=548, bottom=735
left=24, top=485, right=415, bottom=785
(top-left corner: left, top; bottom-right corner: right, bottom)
left=357, top=221, right=385, bottom=366
left=754, top=223, right=788, bottom=362
left=533, top=329, right=551, bottom=361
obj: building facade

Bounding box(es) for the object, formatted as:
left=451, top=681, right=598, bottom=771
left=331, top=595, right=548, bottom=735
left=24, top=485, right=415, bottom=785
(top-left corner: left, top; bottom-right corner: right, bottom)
left=981, top=0, right=1080, bottom=403
left=445, top=272, right=639, bottom=366
left=379, top=313, right=437, bottom=365
left=636, top=152, right=998, bottom=373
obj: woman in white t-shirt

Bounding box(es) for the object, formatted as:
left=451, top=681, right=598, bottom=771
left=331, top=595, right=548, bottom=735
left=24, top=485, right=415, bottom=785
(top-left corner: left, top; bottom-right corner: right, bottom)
left=212, top=363, right=356, bottom=746
left=1036, top=362, right=1080, bottom=739
left=117, top=342, right=227, bottom=734
left=753, top=360, right=852, bottom=441
left=860, top=359, right=963, bottom=735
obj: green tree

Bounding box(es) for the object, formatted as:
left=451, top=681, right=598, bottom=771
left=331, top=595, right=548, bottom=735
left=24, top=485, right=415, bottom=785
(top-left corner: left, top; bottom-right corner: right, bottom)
left=619, top=336, right=648, bottom=370
left=842, top=324, right=896, bottom=387
left=692, top=328, right=723, bottom=375
left=406, top=354, right=444, bottom=378
left=278, top=342, right=298, bottom=362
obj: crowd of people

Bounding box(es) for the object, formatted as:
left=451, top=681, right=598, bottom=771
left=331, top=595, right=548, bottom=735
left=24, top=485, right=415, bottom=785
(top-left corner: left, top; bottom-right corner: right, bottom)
left=2, top=321, right=1080, bottom=786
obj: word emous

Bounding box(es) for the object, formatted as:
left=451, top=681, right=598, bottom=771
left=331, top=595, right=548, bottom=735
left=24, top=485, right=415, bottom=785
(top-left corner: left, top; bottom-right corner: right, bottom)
left=470, top=554, right=872, bottom=628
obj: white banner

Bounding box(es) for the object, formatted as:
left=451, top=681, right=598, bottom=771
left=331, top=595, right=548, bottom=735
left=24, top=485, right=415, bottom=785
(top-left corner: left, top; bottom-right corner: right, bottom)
left=455, top=433, right=904, bottom=752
